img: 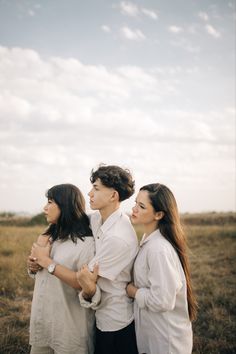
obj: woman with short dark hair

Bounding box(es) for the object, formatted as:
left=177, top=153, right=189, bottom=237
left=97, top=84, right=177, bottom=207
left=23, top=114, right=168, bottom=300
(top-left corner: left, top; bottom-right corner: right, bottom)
left=28, top=183, right=95, bottom=354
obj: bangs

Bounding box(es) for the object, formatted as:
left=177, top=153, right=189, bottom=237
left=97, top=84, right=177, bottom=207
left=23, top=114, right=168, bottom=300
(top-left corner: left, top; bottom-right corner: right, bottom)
left=46, top=187, right=55, bottom=200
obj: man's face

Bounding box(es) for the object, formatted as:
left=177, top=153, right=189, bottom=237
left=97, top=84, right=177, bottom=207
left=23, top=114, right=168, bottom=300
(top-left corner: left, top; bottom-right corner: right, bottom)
left=88, top=178, right=115, bottom=211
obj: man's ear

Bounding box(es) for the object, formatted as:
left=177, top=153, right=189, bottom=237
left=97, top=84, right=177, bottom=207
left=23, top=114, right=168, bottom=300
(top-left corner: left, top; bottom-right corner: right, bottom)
left=155, top=211, right=164, bottom=221
left=111, top=190, right=119, bottom=202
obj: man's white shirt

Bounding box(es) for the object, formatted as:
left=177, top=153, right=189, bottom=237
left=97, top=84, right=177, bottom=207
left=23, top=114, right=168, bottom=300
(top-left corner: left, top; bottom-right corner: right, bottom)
left=79, top=208, right=138, bottom=331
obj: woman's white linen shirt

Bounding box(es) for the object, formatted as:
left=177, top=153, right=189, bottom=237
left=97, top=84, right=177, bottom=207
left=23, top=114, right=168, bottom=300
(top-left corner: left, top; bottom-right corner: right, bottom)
left=30, top=237, right=95, bottom=354
left=134, top=229, right=192, bottom=354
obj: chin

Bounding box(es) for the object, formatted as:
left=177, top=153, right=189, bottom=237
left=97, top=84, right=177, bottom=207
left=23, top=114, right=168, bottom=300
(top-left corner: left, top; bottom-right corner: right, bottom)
left=131, top=217, right=138, bottom=224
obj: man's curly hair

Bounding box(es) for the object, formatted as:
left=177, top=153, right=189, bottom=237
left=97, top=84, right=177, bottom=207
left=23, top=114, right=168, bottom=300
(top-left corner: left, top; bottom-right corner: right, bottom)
left=90, top=164, right=135, bottom=202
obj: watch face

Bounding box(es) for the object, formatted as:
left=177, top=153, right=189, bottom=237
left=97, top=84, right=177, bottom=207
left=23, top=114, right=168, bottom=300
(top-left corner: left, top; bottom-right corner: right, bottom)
left=48, top=263, right=56, bottom=274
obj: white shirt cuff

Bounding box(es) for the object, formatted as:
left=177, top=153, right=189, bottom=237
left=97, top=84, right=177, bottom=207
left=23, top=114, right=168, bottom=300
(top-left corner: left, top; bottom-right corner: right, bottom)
left=78, top=284, right=101, bottom=309
left=135, top=288, right=147, bottom=309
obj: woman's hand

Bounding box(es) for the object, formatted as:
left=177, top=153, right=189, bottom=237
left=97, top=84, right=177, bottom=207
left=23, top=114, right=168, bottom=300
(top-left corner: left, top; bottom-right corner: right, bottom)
left=126, top=282, right=138, bottom=298
left=31, top=243, right=51, bottom=268
left=27, top=255, right=43, bottom=273
left=27, top=235, right=51, bottom=273
left=77, top=264, right=99, bottom=298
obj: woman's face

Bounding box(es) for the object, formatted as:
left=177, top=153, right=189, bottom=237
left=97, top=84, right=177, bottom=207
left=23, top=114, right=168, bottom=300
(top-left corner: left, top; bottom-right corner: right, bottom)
left=131, top=190, right=158, bottom=227
left=43, top=199, right=61, bottom=224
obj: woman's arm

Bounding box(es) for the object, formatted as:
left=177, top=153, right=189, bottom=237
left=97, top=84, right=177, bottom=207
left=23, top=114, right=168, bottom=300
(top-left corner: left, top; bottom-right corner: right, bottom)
left=31, top=243, right=81, bottom=290
left=27, top=234, right=50, bottom=274
left=134, top=250, right=182, bottom=312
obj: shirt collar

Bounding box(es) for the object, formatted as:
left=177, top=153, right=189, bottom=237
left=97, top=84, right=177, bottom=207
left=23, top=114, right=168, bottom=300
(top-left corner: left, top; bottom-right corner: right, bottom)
left=140, top=228, right=162, bottom=247
left=100, top=208, right=122, bottom=234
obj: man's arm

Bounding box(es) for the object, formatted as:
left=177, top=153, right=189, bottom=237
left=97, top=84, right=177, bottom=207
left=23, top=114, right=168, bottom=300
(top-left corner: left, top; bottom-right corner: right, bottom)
left=77, top=264, right=99, bottom=299
left=77, top=264, right=102, bottom=308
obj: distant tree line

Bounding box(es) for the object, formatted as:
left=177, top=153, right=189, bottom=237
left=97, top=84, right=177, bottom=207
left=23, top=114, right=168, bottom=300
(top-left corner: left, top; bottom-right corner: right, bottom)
left=0, top=211, right=236, bottom=227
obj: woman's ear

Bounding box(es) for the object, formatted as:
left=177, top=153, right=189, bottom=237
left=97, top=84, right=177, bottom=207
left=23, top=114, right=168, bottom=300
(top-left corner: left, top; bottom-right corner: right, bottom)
left=155, top=211, right=164, bottom=221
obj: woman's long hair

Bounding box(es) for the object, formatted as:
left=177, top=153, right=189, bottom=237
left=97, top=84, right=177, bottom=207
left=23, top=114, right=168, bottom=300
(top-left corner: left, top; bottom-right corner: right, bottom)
left=43, top=183, right=92, bottom=243
left=140, top=183, right=197, bottom=321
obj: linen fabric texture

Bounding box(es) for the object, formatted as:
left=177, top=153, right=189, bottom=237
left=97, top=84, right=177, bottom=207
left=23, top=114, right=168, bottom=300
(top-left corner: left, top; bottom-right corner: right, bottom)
left=80, top=209, right=139, bottom=332
left=133, top=229, right=193, bottom=354
left=29, top=237, right=95, bottom=354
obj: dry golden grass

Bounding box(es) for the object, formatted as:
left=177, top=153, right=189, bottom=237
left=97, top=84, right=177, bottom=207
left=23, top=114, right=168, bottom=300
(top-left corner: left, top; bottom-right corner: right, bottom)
left=187, top=225, right=236, bottom=354
left=0, top=216, right=235, bottom=353
left=0, top=226, right=41, bottom=354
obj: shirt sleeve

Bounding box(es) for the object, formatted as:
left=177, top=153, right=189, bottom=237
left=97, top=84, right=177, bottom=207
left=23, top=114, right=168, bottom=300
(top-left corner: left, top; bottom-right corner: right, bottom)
left=78, top=284, right=102, bottom=309
left=135, top=249, right=183, bottom=312
left=89, top=236, right=133, bottom=281
left=76, top=238, right=95, bottom=270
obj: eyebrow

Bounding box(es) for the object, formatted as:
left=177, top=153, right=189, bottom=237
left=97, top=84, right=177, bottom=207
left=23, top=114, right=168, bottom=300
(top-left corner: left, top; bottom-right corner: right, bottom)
left=136, top=200, right=146, bottom=207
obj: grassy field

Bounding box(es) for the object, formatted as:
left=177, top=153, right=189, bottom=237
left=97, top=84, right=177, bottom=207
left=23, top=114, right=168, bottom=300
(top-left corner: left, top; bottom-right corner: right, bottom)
left=0, top=214, right=235, bottom=353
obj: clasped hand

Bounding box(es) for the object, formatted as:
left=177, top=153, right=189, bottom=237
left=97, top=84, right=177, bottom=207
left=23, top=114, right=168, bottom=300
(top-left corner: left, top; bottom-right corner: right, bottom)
left=77, top=264, right=99, bottom=298
left=27, top=243, right=51, bottom=272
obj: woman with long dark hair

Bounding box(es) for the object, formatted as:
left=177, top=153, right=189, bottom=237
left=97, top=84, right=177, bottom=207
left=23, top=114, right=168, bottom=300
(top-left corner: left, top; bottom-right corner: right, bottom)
left=27, top=183, right=95, bottom=354
left=126, top=183, right=197, bottom=354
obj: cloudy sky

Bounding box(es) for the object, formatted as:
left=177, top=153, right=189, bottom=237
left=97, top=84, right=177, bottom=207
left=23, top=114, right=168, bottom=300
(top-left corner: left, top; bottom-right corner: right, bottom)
left=0, top=0, right=235, bottom=215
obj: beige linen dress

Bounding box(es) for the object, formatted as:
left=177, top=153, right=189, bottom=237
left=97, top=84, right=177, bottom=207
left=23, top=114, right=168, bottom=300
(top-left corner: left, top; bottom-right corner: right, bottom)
left=29, top=236, right=95, bottom=354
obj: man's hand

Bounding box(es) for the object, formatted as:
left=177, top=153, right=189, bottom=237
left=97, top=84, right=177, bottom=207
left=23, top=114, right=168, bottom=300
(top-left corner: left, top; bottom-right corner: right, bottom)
left=77, top=264, right=99, bottom=299
left=126, top=282, right=138, bottom=298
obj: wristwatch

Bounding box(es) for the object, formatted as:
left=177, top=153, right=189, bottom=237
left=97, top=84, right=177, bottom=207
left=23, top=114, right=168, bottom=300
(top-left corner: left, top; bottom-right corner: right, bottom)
left=47, top=262, right=57, bottom=274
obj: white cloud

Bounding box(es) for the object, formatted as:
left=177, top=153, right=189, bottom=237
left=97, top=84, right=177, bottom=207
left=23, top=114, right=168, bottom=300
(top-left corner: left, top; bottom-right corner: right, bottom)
left=170, top=37, right=200, bottom=53
left=120, top=26, right=146, bottom=41
left=118, top=2, right=158, bottom=20
left=0, top=46, right=234, bottom=213
left=101, top=25, right=111, bottom=33
left=205, top=24, right=221, bottom=38
left=168, top=25, right=183, bottom=34
left=119, top=1, right=139, bottom=17
left=198, top=11, right=209, bottom=21
left=225, top=106, right=236, bottom=115
left=28, top=9, right=35, bottom=17
left=141, top=8, right=158, bottom=20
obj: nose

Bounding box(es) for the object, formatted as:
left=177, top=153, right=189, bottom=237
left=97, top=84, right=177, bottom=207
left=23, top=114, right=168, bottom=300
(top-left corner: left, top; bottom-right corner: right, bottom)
left=88, top=189, right=93, bottom=197
left=132, top=205, right=138, bottom=213
left=43, top=204, right=48, bottom=212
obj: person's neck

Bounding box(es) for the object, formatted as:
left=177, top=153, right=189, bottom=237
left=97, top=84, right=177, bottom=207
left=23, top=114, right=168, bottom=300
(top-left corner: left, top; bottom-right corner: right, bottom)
left=100, top=203, right=120, bottom=224
left=143, top=223, right=158, bottom=239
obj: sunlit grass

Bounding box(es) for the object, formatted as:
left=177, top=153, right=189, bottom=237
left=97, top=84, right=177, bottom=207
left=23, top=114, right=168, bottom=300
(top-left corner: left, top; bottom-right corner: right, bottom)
left=0, top=218, right=235, bottom=353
